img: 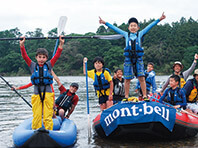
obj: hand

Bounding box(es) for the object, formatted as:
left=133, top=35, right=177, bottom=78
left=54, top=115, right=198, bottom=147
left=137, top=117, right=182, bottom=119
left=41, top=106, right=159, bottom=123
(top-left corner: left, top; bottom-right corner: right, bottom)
left=106, top=100, right=113, bottom=108
left=65, top=115, right=69, bottom=119
left=83, top=57, right=88, bottom=63
left=173, top=105, right=181, bottom=109
left=194, top=53, right=198, bottom=60
left=109, top=94, right=113, bottom=101
left=159, top=12, right=166, bottom=21
left=19, top=37, right=25, bottom=47
left=99, top=16, right=106, bottom=24
left=11, top=86, right=17, bottom=90
left=135, top=89, right=138, bottom=93
left=59, top=35, right=65, bottom=46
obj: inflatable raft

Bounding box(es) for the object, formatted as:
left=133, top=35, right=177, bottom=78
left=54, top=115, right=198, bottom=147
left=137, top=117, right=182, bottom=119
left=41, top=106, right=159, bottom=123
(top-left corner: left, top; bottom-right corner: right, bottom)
left=13, top=116, right=77, bottom=147
left=93, top=101, right=198, bottom=139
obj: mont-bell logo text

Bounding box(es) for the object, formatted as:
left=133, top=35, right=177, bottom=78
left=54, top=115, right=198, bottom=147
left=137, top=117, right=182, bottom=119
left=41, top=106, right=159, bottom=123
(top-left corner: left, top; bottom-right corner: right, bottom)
left=104, top=103, right=170, bottom=126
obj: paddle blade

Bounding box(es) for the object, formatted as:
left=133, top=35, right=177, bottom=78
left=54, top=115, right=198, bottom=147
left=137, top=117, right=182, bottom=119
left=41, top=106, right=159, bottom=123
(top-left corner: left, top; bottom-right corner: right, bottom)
left=58, top=16, right=67, bottom=35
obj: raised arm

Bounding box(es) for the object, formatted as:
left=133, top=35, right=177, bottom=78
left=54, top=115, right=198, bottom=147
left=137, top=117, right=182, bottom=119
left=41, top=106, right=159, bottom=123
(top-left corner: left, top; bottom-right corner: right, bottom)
left=183, top=53, right=198, bottom=80
left=140, top=12, right=166, bottom=36
left=51, top=69, right=62, bottom=87
left=99, top=16, right=127, bottom=37
left=19, top=37, right=32, bottom=67
left=50, top=36, right=64, bottom=67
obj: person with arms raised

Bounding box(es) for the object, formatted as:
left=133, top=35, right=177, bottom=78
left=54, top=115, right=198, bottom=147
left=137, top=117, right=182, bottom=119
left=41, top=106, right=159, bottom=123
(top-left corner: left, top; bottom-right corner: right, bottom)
left=99, top=13, right=166, bottom=101
left=19, top=36, right=64, bottom=130
left=161, top=54, right=198, bottom=93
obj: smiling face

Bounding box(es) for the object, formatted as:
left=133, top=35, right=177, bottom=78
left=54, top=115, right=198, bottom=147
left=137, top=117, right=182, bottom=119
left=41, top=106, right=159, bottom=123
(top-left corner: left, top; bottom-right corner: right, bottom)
left=147, top=64, right=154, bottom=72
left=116, top=70, right=123, bottom=79
left=173, top=64, right=182, bottom=73
left=35, top=54, right=48, bottom=65
left=128, top=22, right=139, bottom=33
left=169, top=78, right=179, bottom=88
left=94, top=61, right=103, bottom=71
left=69, top=86, right=78, bottom=93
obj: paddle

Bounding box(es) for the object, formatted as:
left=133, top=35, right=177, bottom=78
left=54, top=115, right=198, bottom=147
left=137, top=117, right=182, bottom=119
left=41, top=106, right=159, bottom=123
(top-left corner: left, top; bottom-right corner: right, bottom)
left=52, top=16, right=67, bottom=57
left=0, top=34, right=123, bottom=41
left=85, top=59, right=91, bottom=141
left=0, top=75, right=32, bottom=108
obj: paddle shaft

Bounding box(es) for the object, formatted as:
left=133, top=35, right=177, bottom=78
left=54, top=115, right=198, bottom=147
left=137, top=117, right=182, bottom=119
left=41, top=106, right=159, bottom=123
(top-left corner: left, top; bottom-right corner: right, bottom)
left=85, top=61, right=90, bottom=114
left=0, top=75, right=32, bottom=108
left=85, top=61, right=91, bottom=139
left=0, top=34, right=124, bottom=41
left=53, top=16, right=67, bottom=57
left=0, top=36, right=97, bottom=41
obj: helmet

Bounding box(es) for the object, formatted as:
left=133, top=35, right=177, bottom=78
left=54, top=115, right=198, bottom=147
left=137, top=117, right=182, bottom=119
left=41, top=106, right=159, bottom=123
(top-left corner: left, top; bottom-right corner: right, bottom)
left=173, top=61, right=183, bottom=70
left=193, top=69, right=198, bottom=77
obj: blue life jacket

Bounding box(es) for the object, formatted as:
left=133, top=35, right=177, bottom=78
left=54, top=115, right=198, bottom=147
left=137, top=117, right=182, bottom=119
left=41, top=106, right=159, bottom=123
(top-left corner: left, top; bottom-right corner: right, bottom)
left=145, top=71, right=155, bottom=92
left=93, top=69, right=110, bottom=93
left=166, top=88, right=183, bottom=105
left=55, top=90, right=75, bottom=112
left=31, top=63, right=53, bottom=85
left=124, top=32, right=144, bottom=59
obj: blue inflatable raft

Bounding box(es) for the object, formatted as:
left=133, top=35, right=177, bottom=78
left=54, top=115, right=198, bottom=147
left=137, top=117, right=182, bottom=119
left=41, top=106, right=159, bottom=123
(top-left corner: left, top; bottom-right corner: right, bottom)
left=13, top=117, right=77, bottom=147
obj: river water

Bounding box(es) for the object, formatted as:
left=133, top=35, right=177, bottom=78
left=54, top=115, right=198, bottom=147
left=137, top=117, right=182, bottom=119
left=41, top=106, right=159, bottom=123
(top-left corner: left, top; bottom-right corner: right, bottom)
left=0, top=76, right=197, bottom=148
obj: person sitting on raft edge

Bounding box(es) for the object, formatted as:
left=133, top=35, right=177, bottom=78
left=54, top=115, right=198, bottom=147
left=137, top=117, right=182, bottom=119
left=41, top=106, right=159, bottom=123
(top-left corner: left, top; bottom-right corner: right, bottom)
left=51, top=70, right=79, bottom=120
left=159, top=75, right=187, bottom=109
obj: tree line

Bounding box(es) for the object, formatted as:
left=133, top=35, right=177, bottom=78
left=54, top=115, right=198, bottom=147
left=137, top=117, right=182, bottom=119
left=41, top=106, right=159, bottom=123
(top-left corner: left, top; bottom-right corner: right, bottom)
left=0, top=17, right=197, bottom=76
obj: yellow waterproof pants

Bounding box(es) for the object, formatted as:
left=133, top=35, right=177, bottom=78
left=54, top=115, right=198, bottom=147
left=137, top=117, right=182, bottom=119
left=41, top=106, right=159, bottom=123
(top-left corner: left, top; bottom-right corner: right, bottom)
left=31, top=92, right=54, bottom=130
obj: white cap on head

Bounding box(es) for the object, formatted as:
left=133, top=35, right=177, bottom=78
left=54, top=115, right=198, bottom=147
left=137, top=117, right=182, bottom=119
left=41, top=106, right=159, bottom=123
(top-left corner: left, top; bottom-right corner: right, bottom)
left=173, top=61, right=183, bottom=70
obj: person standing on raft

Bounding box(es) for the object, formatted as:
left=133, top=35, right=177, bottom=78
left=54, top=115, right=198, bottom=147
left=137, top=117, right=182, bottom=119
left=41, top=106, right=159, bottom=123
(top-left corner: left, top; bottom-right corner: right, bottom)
left=99, top=13, right=166, bottom=101
left=19, top=36, right=64, bottom=130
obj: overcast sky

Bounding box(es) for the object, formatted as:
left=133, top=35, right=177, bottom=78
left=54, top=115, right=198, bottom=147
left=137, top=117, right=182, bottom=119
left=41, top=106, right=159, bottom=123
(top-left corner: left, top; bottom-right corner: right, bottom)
left=0, top=0, right=197, bottom=35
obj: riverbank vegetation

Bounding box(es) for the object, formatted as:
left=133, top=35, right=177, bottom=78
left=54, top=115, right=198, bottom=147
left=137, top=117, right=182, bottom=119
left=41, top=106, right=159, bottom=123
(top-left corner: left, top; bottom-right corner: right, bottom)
left=0, top=17, right=197, bottom=76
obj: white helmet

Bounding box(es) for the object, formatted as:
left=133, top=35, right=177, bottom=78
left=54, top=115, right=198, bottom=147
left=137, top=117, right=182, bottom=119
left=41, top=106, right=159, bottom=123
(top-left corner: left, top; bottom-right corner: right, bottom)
left=173, top=61, right=183, bottom=70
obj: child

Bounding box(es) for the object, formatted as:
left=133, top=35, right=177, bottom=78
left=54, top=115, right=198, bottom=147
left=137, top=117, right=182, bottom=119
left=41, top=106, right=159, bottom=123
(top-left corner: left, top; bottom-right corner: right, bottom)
left=135, top=62, right=157, bottom=100
left=159, top=75, right=187, bottom=109
left=83, top=56, right=113, bottom=111
left=51, top=70, right=79, bottom=120
left=99, top=13, right=166, bottom=101
left=113, top=68, right=125, bottom=104
left=19, top=36, right=64, bottom=130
